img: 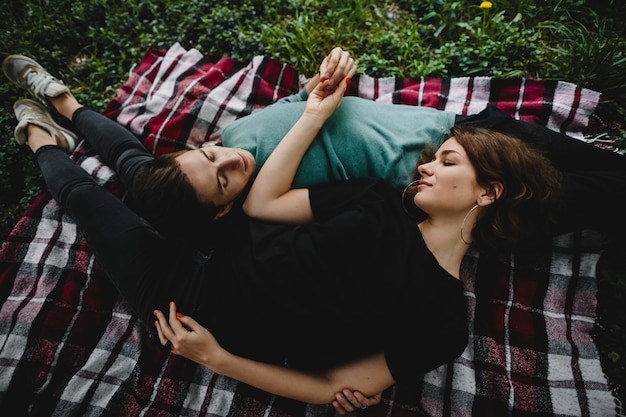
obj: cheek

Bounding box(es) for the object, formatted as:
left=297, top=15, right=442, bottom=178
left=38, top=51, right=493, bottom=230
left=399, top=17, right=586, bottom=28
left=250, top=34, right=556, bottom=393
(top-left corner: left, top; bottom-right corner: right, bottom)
left=448, top=180, right=478, bottom=200
left=191, top=176, right=215, bottom=206
left=230, top=175, right=249, bottom=199
left=445, top=177, right=463, bottom=190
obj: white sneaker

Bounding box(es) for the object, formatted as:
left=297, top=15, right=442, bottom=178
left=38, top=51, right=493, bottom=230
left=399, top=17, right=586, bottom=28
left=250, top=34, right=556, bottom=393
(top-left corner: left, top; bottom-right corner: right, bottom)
left=3, top=54, right=75, bottom=110
left=13, top=99, right=78, bottom=153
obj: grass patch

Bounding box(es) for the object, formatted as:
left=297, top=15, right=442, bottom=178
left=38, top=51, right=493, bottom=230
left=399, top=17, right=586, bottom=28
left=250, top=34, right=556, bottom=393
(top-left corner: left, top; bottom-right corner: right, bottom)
left=1, top=0, right=625, bottom=406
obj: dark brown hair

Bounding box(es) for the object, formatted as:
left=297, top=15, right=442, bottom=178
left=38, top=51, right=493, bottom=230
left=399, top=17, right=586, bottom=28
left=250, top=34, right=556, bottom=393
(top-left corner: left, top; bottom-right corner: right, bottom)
left=403, top=126, right=562, bottom=251
left=129, top=151, right=223, bottom=246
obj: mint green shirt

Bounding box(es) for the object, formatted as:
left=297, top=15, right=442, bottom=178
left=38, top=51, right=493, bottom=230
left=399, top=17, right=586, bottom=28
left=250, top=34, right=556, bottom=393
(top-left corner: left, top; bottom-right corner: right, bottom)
left=222, top=89, right=456, bottom=189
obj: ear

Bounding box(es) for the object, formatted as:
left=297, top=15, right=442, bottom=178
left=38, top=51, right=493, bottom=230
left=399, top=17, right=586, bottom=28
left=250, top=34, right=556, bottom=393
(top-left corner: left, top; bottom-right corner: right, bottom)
left=213, top=202, right=234, bottom=220
left=477, top=181, right=503, bottom=206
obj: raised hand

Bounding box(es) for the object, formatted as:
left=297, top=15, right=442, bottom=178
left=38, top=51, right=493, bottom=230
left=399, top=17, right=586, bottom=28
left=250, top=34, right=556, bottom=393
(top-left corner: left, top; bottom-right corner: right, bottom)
left=319, top=47, right=357, bottom=90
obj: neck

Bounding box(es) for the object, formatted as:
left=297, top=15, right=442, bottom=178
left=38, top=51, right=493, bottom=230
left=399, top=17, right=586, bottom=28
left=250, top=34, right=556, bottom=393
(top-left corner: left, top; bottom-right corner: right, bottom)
left=418, top=218, right=472, bottom=279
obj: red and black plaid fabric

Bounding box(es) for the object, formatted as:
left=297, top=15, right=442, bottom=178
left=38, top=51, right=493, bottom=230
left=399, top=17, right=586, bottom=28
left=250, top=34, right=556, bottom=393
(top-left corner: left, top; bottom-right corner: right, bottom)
left=0, top=43, right=618, bottom=416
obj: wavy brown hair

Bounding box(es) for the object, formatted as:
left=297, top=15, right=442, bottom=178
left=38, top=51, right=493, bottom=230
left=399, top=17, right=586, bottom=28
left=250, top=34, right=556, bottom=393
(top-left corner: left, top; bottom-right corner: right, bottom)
left=403, top=126, right=562, bottom=252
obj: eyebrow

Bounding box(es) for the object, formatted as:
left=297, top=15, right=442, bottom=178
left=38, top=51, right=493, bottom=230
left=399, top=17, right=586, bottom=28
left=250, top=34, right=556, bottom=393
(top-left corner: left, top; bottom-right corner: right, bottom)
left=438, top=149, right=463, bottom=157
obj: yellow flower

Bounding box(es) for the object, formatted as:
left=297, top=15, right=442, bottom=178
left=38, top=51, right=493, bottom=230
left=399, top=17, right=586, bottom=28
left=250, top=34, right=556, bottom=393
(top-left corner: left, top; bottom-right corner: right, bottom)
left=480, top=1, right=493, bottom=8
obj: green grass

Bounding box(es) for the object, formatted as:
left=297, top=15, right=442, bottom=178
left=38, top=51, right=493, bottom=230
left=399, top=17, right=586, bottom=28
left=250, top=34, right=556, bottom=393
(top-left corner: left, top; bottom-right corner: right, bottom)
left=1, top=0, right=625, bottom=407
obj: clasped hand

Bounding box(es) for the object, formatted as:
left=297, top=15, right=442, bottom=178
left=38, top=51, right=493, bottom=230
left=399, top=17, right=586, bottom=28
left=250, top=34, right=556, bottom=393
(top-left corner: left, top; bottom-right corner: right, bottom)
left=304, top=47, right=357, bottom=122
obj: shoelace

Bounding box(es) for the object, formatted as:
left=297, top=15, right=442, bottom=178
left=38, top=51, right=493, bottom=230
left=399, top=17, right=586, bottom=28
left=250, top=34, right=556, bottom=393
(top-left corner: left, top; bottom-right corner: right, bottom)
left=24, top=68, right=57, bottom=99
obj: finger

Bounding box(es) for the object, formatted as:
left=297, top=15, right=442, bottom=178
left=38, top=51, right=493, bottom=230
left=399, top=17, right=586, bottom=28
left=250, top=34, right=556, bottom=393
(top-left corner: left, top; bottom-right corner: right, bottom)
left=353, top=390, right=381, bottom=407
left=153, top=310, right=173, bottom=347
left=334, top=392, right=356, bottom=413
left=320, top=47, right=343, bottom=81
left=369, top=392, right=382, bottom=405
left=330, top=52, right=354, bottom=86
left=325, top=47, right=343, bottom=74
left=167, top=301, right=187, bottom=332
left=334, top=77, right=350, bottom=97
left=332, top=400, right=348, bottom=415
left=341, top=389, right=358, bottom=405
left=329, top=52, right=356, bottom=87
left=153, top=309, right=170, bottom=334
left=153, top=320, right=167, bottom=344
left=175, top=312, right=200, bottom=332
left=353, top=391, right=366, bottom=404
left=346, top=59, right=357, bottom=78
left=316, top=77, right=349, bottom=102
left=344, top=389, right=367, bottom=409
left=319, top=55, right=331, bottom=81
left=335, top=51, right=351, bottom=75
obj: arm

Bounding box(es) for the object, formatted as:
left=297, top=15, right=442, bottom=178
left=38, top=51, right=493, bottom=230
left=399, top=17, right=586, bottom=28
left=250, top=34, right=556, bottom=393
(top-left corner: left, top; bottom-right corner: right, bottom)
left=243, top=48, right=356, bottom=223
left=153, top=303, right=394, bottom=404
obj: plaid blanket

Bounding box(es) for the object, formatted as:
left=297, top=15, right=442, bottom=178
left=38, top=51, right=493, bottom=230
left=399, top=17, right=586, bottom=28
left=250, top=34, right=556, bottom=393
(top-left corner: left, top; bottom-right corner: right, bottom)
left=0, top=42, right=618, bottom=416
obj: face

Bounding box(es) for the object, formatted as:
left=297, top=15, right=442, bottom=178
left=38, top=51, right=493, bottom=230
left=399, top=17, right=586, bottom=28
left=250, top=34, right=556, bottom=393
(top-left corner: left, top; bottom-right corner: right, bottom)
left=175, top=146, right=255, bottom=208
left=413, top=137, right=486, bottom=217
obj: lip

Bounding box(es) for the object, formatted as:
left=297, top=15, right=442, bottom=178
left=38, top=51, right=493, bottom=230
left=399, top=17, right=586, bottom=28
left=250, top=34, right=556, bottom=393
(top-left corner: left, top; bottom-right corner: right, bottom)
left=417, top=180, right=431, bottom=189
left=236, top=151, right=248, bottom=171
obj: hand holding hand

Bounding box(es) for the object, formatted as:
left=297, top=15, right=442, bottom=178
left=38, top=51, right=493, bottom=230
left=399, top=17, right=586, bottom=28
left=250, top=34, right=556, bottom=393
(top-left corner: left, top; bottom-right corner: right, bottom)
left=305, top=47, right=356, bottom=96
left=302, top=48, right=356, bottom=121
left=319, top=47, right=357, bottom=89
left=303, top=75, right=351, bottom=122
left=332, top=389, right=382, bottom=415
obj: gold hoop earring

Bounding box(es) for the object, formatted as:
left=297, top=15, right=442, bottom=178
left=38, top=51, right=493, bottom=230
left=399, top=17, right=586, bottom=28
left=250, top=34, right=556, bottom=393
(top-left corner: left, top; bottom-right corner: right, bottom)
left=460, top=204, right=479, bottom=245
left=401, top=180, right=420, bottom=214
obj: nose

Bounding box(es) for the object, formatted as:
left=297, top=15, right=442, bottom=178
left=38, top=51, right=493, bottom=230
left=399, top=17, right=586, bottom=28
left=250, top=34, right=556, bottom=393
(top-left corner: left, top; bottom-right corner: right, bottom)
left=418, top=162, right=433, bottom=176
left=216, top=152, right=241, bottom=170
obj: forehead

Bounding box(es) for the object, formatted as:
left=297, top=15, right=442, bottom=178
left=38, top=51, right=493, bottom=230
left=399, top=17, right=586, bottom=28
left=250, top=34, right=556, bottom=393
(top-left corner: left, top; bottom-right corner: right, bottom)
left=177, top=148, right=205, bottom=162
left=175, top=149, right=218, bottom=204
left=176, top=146, right=227, bottom=168
left=179, top=146, right=229, bottom=159
left=438, top=137, right=467, bottom=155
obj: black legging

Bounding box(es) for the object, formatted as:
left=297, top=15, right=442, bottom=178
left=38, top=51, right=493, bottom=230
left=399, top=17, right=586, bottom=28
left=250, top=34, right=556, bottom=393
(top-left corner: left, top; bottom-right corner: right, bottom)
left=35, top=106, right=626, bottom=333
left=36, top=107, right=212, bottom=331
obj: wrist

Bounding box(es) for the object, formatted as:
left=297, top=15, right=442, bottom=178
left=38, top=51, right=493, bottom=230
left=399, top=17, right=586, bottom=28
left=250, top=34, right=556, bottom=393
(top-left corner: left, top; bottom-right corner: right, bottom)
left=299, top=111, right=327, bottom=128
left=201, top=346, right=230, bottom=374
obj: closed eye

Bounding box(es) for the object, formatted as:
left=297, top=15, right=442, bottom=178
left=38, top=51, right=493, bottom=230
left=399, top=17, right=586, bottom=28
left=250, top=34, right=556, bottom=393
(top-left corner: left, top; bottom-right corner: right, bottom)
left=436, top=149, right=462, bottom=166
left=201, top=150, right=224, bottom=191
